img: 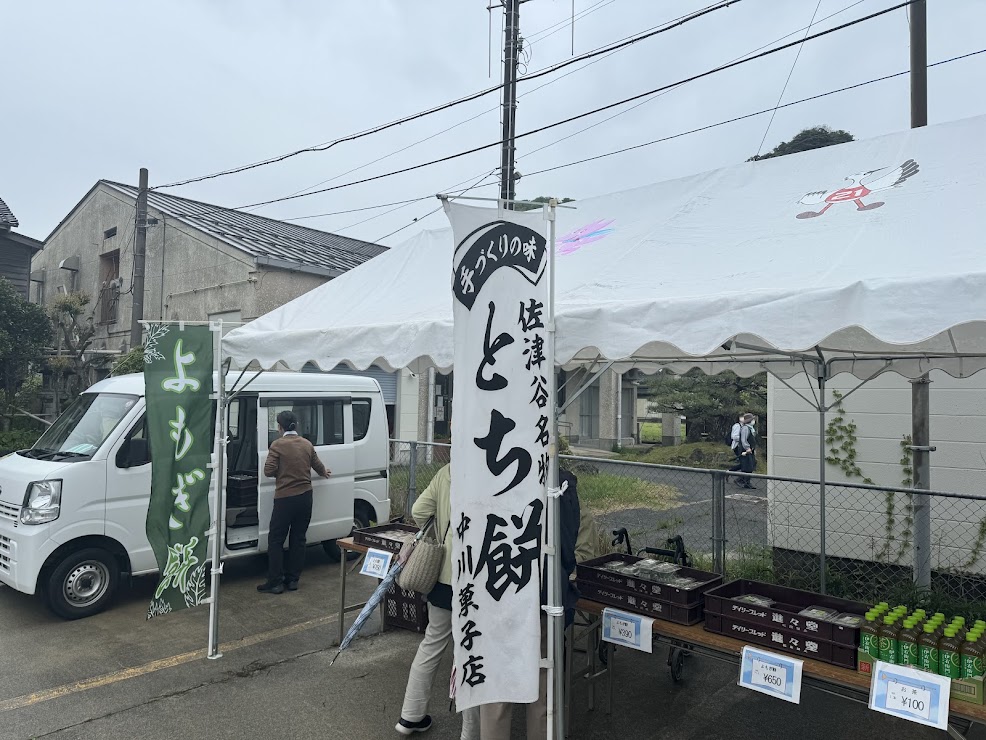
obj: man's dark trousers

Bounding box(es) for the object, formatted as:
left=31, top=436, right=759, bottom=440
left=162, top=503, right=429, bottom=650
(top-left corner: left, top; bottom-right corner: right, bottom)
left=268, top=490, right=313, bottom=584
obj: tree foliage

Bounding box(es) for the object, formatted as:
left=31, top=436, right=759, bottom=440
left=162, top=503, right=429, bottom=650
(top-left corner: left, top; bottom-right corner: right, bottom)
left=749, top=126, right=854, bottom=161
left=515, top=196, right=575, bottom=212
left=48, top=292, right=108, bottom=405
left=644, top=369, right=767, bottom=444
left=0, top=277, right=52, bottom=430
left=112, top=345, right=145, bottom=376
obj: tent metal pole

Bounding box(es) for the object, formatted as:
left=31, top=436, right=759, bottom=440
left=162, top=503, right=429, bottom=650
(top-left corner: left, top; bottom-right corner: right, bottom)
left=545, top=199, right=565, bottom=740
left=557, top=360, right=615, bottom=416
left=818, top=372, right=827, bottom=595
left=911, top=375, right=933, bottom=589
left=208, top=324, right=227, bottom=659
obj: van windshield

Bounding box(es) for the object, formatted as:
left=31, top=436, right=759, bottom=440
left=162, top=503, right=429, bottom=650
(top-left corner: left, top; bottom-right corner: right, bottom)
left=22, top=393, right=139, bottom=461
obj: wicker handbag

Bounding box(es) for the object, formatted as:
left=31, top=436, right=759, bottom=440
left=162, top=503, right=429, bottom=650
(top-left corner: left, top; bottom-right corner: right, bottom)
left=397, top=516, right=448, bottom=596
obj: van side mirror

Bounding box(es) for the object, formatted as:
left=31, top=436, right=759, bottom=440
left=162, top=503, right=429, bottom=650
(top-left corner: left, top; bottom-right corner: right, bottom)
left=117, top=438, right=150, bottom=468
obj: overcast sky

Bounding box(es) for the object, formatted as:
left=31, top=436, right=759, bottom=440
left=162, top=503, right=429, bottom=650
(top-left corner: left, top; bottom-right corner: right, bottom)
left=4, top=0, right=985, bottom=246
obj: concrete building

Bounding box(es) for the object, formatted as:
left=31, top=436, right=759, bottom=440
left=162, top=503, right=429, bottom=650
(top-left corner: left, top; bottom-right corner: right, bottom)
left=31, top=180, right=420, bottom=437
left=0, top=196, right=42, bottom=299
left=417, top=367, right=637, bottom=449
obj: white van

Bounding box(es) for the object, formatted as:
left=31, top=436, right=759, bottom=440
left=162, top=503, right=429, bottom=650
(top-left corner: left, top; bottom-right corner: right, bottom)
left=0, top=372, right=390, bottom=619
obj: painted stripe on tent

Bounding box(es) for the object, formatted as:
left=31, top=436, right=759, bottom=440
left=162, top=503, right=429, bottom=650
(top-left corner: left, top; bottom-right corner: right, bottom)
left=0, top=613, right=339, bottom=713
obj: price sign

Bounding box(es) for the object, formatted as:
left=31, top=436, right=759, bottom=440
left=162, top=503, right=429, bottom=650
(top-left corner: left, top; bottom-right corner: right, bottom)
left=601, top=608, right=653, bottom=653
left=359, top=548, right=393, bottom=579
left=869, top=661, right=949, bottom=730
left=739, top=647, right=802, bottom=704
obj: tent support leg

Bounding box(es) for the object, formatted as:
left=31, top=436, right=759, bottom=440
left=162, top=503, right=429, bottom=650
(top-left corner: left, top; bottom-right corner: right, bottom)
left=818, top=373, right=827, bottom=595
left=911, top=374, right=933, bottom=589
left=208, top=327, right=228, bottom=659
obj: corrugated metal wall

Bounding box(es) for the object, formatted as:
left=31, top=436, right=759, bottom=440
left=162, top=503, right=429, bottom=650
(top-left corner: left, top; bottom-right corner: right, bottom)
left=302, top=362, right=398, bottom=404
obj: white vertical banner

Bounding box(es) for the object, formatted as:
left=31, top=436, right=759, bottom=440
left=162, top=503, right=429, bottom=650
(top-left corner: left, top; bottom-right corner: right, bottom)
left=445, top=201, right=550, bottom=710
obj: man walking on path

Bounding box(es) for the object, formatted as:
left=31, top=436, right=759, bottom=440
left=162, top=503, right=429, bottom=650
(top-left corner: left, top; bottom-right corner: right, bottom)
left=735, top=413, right=758, bottom=489
left=258, top=410, right=330, bottom=594
left=727, top=414, right=744, bottom=475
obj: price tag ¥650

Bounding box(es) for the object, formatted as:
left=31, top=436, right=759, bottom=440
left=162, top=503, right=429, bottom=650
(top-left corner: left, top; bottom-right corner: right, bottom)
left=869, top=662, right=949, bottom=730
left=739, top=647, right=803, bottom=704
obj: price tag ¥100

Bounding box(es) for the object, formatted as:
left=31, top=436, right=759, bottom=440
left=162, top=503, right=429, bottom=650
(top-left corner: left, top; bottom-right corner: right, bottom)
left=869, top=662, right=949, bottom=730
left=739, top=647, right=802, bottom=704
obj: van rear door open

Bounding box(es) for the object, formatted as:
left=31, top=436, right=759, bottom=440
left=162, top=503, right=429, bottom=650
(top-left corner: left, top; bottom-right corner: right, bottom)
left=257, top=395, right=356, bottom=549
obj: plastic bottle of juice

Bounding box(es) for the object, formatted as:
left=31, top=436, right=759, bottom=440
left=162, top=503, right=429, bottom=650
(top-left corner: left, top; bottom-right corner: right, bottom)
left=898, top=617, right=923, bottom=667
left=964, top=631, right=986, bottom=679
left=919, top=622, right=942, bottom=672
left=940, top=627, right=963, bottom=678
left=861, top=611, right=881, bottom=659
left=880, top=615, right=903, bottom=664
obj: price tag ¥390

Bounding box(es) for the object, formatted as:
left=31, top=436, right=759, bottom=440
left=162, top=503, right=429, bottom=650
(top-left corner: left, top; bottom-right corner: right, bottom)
left=739, top=646, right=803, bottom=704
left=869, top=662, right=949, bottom=730
left=601, top=608, right=653, bottom=653
left=359, top=548, right=394, bottom=579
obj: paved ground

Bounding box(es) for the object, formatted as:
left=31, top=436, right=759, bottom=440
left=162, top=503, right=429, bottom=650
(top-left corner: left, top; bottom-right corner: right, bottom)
left=2, top=546, right=981, bottom=740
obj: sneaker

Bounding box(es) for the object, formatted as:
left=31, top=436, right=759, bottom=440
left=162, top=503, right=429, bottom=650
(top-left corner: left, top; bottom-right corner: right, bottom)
left=285, top=580, right=299, bottom=592
left=257, top=581, right=284, bottom=594
left=395, top=715, right=432, bottom=735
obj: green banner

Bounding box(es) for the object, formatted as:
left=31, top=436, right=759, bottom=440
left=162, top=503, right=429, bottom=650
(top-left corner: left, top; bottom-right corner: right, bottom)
left=144, top=323, right=215, bottom=619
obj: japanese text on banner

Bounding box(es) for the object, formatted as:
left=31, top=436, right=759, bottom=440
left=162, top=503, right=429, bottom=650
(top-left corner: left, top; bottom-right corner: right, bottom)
left=143, top=323, right=216, bottom=619
left=446, top=203, right=550, bottom=711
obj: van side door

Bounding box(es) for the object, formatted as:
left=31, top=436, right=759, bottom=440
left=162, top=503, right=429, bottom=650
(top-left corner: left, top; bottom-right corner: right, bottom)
left=107, top=414, right=156, bottom=573
left=257, top=396, right=356, bottom=550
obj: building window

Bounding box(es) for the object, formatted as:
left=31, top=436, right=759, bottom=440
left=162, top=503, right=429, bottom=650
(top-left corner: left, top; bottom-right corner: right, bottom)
left=579, top=382, right=600, bottom=439
left=99, top=250, right=120, bottom=324
left=103, top=226, right=117, bottom=239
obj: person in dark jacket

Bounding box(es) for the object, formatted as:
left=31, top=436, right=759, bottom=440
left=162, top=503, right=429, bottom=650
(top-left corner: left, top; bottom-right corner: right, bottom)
left=736, top=413, right=758, bottom=489
left=257, top=410, right=330, bottom=594
left=480, top=468, right=580, bottom=740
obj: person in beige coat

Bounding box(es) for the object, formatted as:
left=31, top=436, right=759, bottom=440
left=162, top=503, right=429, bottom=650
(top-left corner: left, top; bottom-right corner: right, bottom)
left=395, top=462, right=479, bottom=738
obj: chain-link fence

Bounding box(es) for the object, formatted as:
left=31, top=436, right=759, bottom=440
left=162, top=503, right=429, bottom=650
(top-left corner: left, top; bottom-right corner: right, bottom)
left=388, top=440, right=986, bottom=616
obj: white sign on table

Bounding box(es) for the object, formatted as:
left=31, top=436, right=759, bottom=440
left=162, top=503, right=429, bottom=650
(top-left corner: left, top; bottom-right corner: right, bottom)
left=869, top=661, right=950, bottom=730
left=738, top=646, right=803, bottom=704
left=359, top=548, right=393, bottom=579
left=601, top=608, right=653, bottom=653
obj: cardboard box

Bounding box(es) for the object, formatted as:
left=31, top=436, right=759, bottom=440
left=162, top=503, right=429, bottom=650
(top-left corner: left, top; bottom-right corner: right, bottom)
left=857, top=649, right=985, bottom=705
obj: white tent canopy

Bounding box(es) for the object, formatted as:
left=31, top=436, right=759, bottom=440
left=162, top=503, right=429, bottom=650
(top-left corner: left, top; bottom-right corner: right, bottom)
left=224, top=115, right=986, bottom=381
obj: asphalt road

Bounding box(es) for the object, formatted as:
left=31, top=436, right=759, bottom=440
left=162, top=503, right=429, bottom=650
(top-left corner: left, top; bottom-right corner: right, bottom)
left=1, top=544, right=981, bottom=740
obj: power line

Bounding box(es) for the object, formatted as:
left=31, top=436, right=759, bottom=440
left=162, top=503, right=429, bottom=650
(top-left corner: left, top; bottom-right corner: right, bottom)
left=324, top=46, right=986, bottom=242
left=521, top=48, right=986, bottom=180
left=755, top=0, right=825, bottom=158
left=153, top=0, right=743, bottom=190
left=516, top=0, right=868, bottom=166
left=299, top=0, right=867, bottom=232
left=225, top=2, right=917, bottom=212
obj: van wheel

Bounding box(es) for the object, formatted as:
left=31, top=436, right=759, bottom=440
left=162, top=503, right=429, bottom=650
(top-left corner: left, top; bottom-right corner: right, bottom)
left=45, top=548, right=120, bottom=620
left=322, top=506, right=373, bottom=563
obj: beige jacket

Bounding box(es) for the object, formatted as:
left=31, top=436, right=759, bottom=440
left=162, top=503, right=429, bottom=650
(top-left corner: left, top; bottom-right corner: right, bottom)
left=411, top=463, right=454, bottom=586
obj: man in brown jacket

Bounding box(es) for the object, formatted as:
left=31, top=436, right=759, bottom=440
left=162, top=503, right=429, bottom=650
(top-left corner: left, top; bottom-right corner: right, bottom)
left=258, top=410, right=330, bottom=594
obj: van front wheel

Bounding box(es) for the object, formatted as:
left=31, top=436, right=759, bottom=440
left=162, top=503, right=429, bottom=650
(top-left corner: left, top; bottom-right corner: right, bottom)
left=45, top=548, right=120, bottom=620
left=322, top=506, right=373, bottom=563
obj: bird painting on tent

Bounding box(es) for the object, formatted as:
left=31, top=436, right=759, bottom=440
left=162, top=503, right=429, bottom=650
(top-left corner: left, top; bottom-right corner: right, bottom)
left=796, top=159, right=919, bottom=219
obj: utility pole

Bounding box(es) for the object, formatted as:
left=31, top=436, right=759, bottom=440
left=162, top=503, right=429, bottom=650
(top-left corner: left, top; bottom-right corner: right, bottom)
left=499, top=0, right=521, bottom=207
left=908, top=0, right=932, bottom=590
left=129, top=167, right=149, bottom=348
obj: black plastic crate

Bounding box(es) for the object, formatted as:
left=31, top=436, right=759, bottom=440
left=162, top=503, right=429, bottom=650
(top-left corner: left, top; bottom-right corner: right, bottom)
left=576, top=553, right=722, bottom=606
left=703, top=579, right=869, bottom=646
left=353, top=523, right=419, bottom=554
left=578, top=580, right=705, bottom=625
left=704, top=612, right=857, bottom=669
left=384, top=583, right=429, bottom=634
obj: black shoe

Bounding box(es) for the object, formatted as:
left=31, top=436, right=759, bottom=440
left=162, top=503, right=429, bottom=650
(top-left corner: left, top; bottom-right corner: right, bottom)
left=285, top=580, right=299, bottom=591
left=257, top=581, right=284, bottom=594
left=395, top=715, right=432, bottom=735
left=743, top=484, right=758, bottom=490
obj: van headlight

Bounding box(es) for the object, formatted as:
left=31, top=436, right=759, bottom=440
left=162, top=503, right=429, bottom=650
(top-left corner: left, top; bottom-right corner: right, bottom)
left=21, top=480, right=62, bottom=525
